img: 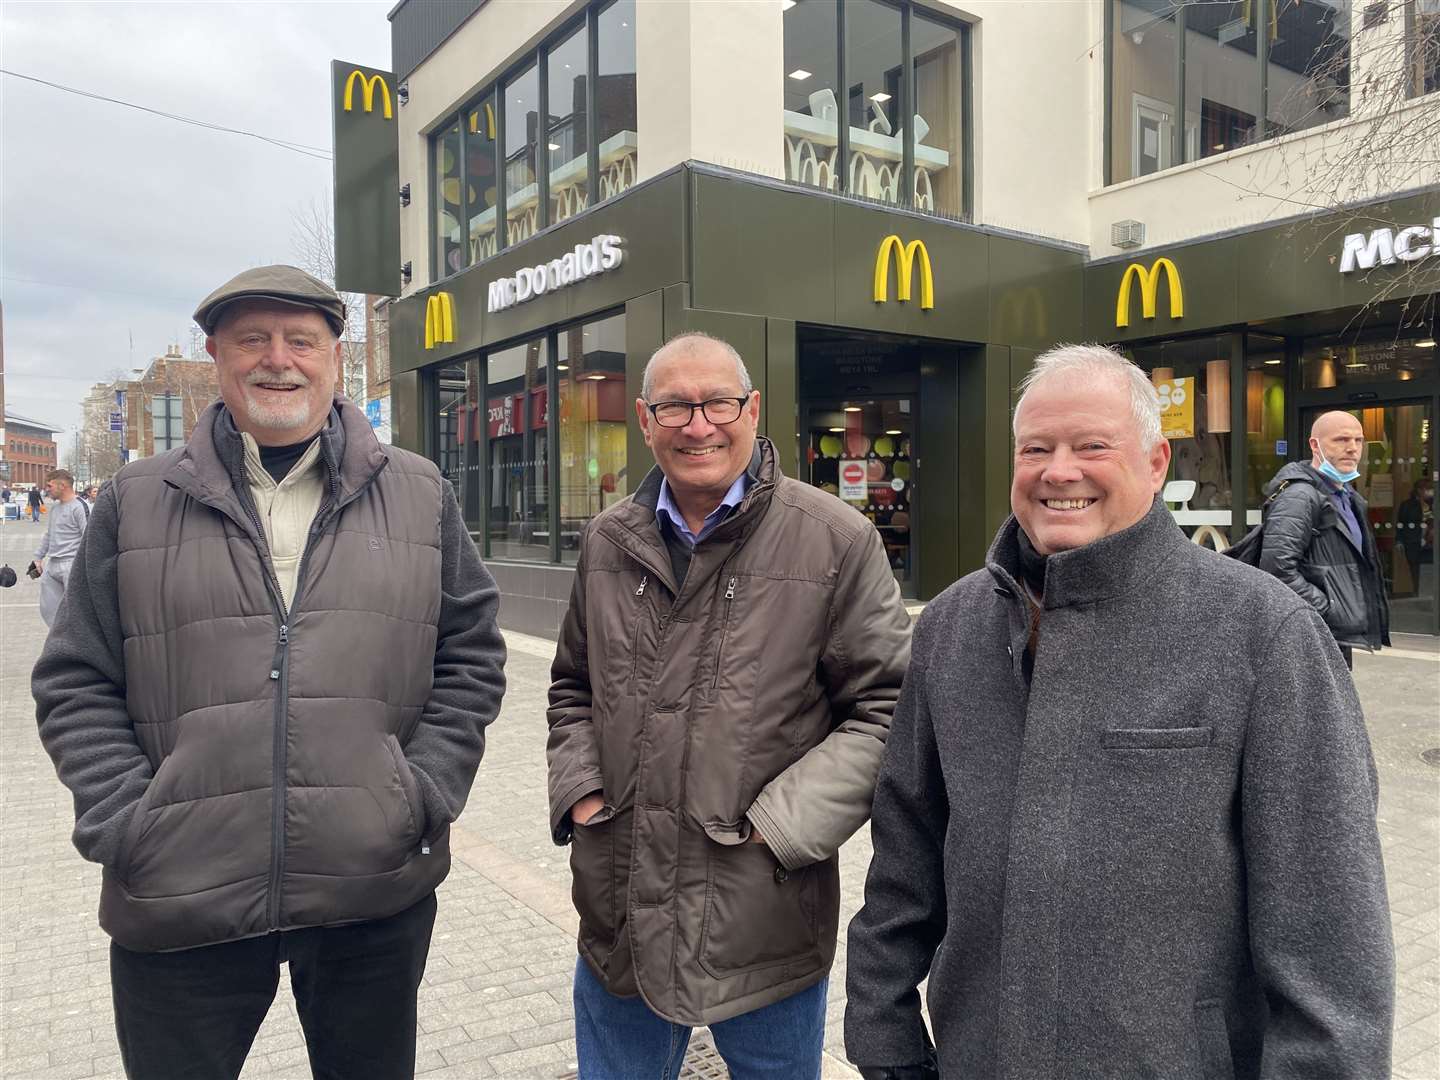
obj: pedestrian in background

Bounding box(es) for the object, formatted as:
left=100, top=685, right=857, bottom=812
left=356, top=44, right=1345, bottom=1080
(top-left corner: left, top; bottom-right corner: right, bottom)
left=27, top=485, right=42, bottom=522
left=33, top=265, right=507, bottom=1080
left=548, top=331, right=910, bottom=1079
left=1259, top=410, right=1390, bottom=667
left=846, top=344, right=1393, bottom=1079
left=31, top=468, right=89, bottom=627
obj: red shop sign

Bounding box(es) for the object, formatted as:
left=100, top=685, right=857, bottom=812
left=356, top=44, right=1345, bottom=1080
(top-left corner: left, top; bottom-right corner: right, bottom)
left=487, top=396, right=523, bottom=438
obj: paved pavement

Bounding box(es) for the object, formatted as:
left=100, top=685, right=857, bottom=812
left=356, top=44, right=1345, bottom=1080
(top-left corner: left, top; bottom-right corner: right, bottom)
left=1, top=514, right=1436, bottom=1078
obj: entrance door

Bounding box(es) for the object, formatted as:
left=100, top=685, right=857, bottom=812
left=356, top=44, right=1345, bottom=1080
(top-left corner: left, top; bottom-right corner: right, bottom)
left=1301, top=401, right=1438, bottom=636
left=801, top=397, right=916, bottom=597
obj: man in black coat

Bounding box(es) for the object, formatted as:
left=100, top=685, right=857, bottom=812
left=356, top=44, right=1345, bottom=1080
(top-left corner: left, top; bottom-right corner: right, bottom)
left=1259, top=410, right=1390, bottom=667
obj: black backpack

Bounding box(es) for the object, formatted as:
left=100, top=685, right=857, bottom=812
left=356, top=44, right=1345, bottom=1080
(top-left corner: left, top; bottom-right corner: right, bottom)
left=1222, top=479, right=1294, bottom=566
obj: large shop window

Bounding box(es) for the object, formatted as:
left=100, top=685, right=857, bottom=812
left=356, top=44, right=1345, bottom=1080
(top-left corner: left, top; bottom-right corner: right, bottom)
left=558, top=313, right=628, bottom=564
left=1243, top=334, right=1287, bottom=512
left=1301, top=327, right=1439, bottom=389
left=1108, top=1, right=1352, bottom=185
left=434, top=364, right=468, bottom=504
left=782, top=0, right=970, bottom=218
left=487, top=338, right=550, bottom=560
left=427, top=1, right=637, bottom=281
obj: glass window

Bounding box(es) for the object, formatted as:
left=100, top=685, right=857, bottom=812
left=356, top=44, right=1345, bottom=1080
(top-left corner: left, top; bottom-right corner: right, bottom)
left=845, top=0, right=904, bottom=205
left=505, top=64, right=541, bottom=247
left=783, top=0, right=841, bottom=192
left=548, top=26, right=590, bottom=225
left=910, top=13, right=963, bottom=213
left=558, top=313, right=628, bottom=564
left=1183, top=1, right=1261, bottom=160
left=1267, top=0, right=1350, bottom=136
left=434, top=364, right=468, bottom=504
left=465, top=92, right=500, bottom=264
left=596, top=0, right=638, bottom=202
left=1301, top=327, right=1439, bottom=388
left=434, top=118, right=464, bottom=278
left=1409, top=0, right=1440, bottom=97
left=1243, top=334, right=1287, bottom=510
left=1110, top=2, right=1182, bottom=182
left=151, top=393, right=183, bottom=452
left=486, top=337, right=550, bottom=560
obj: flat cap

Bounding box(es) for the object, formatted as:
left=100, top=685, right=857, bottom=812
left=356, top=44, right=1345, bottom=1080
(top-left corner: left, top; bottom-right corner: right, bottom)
left=193, top=265, right=347, bottom=337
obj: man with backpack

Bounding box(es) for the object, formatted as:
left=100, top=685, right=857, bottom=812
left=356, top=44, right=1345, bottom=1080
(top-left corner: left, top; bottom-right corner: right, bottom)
left=1258, top=411, right=1389, bottom=667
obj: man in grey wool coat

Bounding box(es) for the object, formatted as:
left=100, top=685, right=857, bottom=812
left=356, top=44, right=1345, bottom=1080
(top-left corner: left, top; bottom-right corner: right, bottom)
left=845, top=344, right=1394, bottom=1079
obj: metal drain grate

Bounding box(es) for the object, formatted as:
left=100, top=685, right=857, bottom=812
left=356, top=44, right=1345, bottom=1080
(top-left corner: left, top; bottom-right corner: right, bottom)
left=679, top=1036, right=730, bottom=1079
left=1422, top=748, right=1440, bottom=768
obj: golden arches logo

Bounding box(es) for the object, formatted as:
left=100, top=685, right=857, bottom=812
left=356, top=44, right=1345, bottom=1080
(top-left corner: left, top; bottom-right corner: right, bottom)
left=424, top=293, right=456, bottom=349
left=343, top=70, right=393, bottom=119
left=1115, top=257, right=1184, bottom=329
left=873, top=235, right=934, bottom=310
left=469, top=102, right=497, bottom=139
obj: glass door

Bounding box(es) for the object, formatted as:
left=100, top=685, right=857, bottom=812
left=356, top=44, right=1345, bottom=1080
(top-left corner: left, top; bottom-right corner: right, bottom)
left=1301, top=401, right=1437, bottom=636
left=801, top=397, right=916, bottom=597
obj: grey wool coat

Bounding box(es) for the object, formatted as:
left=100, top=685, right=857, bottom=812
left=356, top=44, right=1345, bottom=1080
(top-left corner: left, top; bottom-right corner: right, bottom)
left=845, top=498, right=1394, bottom=1080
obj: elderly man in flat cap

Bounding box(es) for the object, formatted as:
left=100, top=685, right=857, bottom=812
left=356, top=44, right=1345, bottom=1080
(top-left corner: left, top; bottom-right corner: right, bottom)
left=34, top=266, right=507, bottom=1079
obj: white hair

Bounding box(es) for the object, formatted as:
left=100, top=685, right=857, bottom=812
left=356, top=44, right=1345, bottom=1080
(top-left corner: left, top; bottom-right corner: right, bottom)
left=642, top=331, right=753, bottom=400
left=1013, top=343, right=1163, bottom=449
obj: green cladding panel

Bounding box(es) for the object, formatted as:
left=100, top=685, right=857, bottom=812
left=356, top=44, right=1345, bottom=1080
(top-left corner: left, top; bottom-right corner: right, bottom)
left=331, top=60, right=400, bottom=297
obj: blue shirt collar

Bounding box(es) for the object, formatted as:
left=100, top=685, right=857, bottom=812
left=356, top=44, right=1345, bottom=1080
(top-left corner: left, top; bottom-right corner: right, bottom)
left=656, top=469, right=752, bottom=548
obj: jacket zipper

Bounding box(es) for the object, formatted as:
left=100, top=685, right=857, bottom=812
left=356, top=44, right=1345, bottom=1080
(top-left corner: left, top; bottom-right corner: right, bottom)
left=712, top=575, right=737, bottom=689
left=635, top=575, right=647, bottom=596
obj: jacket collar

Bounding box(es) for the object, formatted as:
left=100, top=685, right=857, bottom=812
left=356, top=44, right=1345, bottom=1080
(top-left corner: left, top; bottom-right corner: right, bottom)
left=986, top=495, right=1187, bottom=609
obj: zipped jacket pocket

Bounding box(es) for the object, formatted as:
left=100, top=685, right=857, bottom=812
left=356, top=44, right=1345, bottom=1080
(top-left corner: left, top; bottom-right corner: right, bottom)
left=712, top=575, right=738, bottom=690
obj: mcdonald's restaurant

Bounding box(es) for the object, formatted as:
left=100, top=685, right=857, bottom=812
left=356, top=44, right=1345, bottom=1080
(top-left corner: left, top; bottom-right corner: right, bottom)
left=383, top=162, right=1088, bottom=635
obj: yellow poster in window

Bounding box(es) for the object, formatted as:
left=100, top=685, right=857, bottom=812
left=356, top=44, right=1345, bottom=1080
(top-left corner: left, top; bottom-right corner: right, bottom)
left=1155, top=377, right=1195, bottom=440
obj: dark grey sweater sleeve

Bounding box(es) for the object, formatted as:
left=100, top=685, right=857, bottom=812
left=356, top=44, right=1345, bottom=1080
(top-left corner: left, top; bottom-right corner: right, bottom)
left=402, top=481, right=507, bottom=840
left=32, top=482, right=153, bottom=868
left=1242, top=607, right=1393, bottom=1076
left=844, top=607, right=948, bottom=1069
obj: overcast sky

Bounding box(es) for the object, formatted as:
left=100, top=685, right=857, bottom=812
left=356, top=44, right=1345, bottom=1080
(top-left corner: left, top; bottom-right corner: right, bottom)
left=1, top=0, right=392, bottom=442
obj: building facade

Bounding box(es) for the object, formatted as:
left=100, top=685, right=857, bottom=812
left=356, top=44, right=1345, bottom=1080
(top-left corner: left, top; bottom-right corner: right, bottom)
left=3, top=412, right=61, bottom=488
left=334, top=0, right=1439, bottom=636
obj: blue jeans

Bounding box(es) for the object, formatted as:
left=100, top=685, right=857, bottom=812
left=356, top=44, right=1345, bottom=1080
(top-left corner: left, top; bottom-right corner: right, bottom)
left=573, top=956, right=827, bottom=1080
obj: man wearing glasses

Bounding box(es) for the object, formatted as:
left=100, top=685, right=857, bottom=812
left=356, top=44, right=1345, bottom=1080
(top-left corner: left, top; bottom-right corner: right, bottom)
left=547, top=331, right=911, bottom=1078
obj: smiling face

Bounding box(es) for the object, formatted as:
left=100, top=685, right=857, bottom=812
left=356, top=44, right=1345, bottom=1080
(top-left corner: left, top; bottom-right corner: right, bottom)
left=636, top=342, right=759, bottom=511
left=206, top=300, right=341, bottom=446
left=1011, top=374, right=1171, bottom=555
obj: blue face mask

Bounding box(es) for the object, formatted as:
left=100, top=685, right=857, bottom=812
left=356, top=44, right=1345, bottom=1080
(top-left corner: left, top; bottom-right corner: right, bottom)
left=1316, top=449, right=1360, bottom=485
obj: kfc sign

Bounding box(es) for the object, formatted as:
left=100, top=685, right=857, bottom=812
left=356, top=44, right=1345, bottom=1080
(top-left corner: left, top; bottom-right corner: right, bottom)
left=487, top=396, right=522, bottom=438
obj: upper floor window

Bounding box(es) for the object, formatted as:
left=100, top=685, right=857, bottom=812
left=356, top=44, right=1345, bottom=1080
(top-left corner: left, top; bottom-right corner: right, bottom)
left=782, top=0, right=970, bottom=218
left=1108, top=0, right=1351, bottom=185
left=429, top=0, right=637, bottom=281
left=1411, top=0, right=1440, bottom=97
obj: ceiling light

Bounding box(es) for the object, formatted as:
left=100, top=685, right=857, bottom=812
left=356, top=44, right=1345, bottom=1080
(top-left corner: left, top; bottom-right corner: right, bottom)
left=870, top=92, right=891, bottom=103
left=828, top=427, right=845, bottom=433
left=1416, top=339, right=1436, bottom=348
left=885, top=429, right=903, bottom=435
left=1264, top=358, right=1282, bottom=366
left=1212, top=144, right=1226, bottom=151
left=843, top=406, right=862, bottom=412
left=1346, top=362, right=1366, bottom=369
left=788, top=69, right=812, bottom=80
left=584, top=373, right=606, bottom=380
left=557, top=364, right=569, bottom=370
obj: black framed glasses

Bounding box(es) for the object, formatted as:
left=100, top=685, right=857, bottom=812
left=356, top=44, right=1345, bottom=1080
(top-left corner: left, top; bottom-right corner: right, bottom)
left=646, top=396, right=748, bottom=428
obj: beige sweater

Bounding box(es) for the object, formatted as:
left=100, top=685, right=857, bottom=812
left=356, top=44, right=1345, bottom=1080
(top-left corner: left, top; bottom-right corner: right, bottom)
left=241, top=433, right=325, bottom=610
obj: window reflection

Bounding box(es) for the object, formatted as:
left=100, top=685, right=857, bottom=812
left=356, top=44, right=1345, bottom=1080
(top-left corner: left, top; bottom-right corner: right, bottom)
left=505, top=65, right=540, bottom=246
left=466, top=92, right=500, bottom=263
left=1301, top=327, right=1439, bottom=388
left=596, top=0, right=638, bottom=202
left=1412, top=0, right=1440, bottom=97
left=783, top=0, right=841, bottom=192
left=548, top=26, right=589, bottom=225
left=435, top=364, right=468, bottom=505
left=1267, top=0, right=1350, bottom=135
left=1184, top=1, right=1261, bottom=160
left=910, top=13, right=962, bottom=213
left=1244, top=335, right=1287, bottom=510
left=1110, top=1, right=1181, bottom=182
left=487, top=338, right=550, bottom=560
left=558, top=313, right=628, bottom=564
left=434, top=119, right=464, bottom=278
left=845, top=0, right=904, bottom=205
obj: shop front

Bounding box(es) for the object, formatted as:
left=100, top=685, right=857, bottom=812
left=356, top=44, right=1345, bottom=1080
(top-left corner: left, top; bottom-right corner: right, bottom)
left=388, top=162, right=1084, bottom=635
left=1086, top=190, right=1440, bottom=634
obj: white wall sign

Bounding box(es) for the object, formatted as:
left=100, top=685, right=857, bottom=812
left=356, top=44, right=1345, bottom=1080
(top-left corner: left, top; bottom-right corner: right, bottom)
left=1338, top=219, right=1439, bottom=273
left=487, top=235, right=623, bottom=312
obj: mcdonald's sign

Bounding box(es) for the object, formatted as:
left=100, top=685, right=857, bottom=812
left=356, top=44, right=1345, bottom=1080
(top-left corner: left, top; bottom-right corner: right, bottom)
left=343, top=69, right=392, bottom=119
left=1115, top=257, right=1183, bottom=329
left=424, top=292, right=456, bottom=349
left=873, top=235, right=934, bottom=310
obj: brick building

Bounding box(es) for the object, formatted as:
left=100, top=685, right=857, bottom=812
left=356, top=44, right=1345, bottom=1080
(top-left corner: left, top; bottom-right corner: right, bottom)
left=3, top=411, right=61, bottom=488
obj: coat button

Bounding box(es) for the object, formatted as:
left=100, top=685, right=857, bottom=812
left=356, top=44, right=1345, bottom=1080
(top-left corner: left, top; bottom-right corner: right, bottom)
left=774, top=866, right=789, bottom=884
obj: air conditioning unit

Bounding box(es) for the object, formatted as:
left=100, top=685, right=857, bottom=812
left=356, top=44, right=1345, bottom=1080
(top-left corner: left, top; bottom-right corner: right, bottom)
left=1112, top=220, right=1146, bottom=250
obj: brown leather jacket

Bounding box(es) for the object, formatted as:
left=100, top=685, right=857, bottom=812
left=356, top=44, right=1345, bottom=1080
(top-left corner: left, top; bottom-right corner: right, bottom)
left=547, top=438, right=912, bottom=1025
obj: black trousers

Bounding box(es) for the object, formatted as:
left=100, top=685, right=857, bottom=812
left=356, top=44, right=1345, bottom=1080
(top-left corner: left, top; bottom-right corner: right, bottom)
left=110, top=892, right=437, bottom=1080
